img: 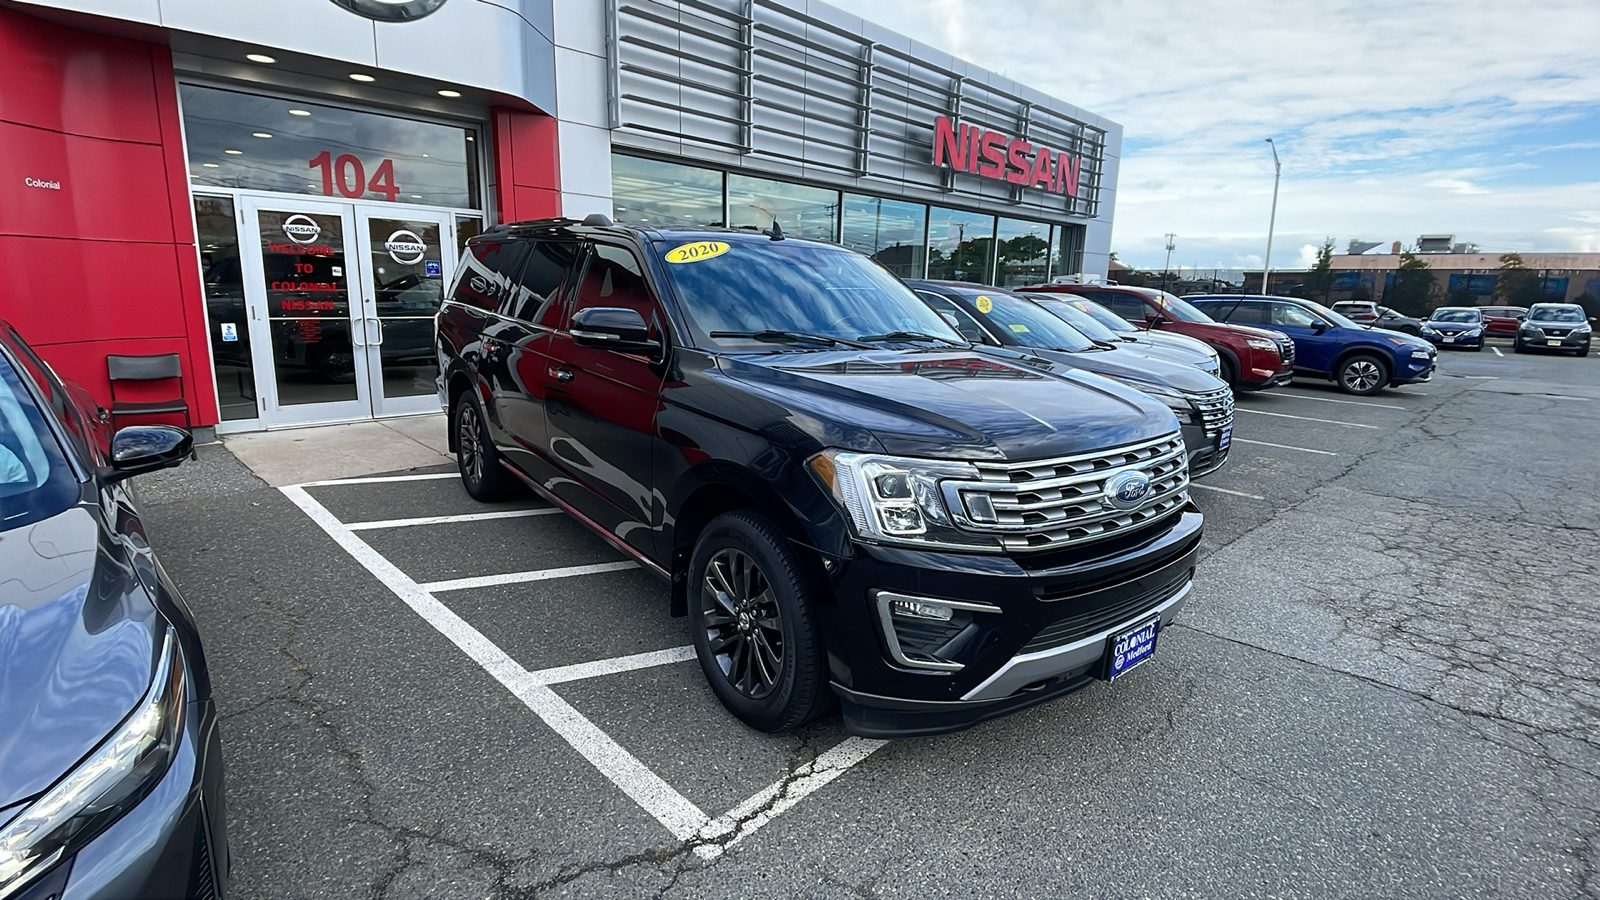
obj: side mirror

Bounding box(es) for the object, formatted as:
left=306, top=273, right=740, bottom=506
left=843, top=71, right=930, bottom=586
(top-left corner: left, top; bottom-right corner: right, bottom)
left=104, top=425, right=191, bottom=483
left=571, top=307, right=659, bottom=353
left=1516, top=314, right=1527, bottom=321
left=1145, top=312, right=1166, bottom=328
left=1589, top=317, right=1597, bottom=325
left=1311, top=321, right=1329, bottom=334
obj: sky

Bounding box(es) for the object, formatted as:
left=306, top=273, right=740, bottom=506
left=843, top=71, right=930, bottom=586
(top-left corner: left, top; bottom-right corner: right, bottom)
left=830, top=0, right=1600, bottom=274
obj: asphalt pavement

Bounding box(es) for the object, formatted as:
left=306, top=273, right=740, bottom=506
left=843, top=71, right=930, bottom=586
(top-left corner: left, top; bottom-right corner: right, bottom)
left=135, top=342, right=1600, bottom=899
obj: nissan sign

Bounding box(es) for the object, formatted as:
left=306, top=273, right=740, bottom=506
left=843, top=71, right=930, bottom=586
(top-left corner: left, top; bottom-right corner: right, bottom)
left=931, top=116, right=1084, bottom=198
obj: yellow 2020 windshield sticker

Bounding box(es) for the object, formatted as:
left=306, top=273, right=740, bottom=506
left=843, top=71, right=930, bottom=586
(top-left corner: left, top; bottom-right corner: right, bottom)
left=664, top=241, right=730, bottom=264
left=975, top=295, right=993, bottom=313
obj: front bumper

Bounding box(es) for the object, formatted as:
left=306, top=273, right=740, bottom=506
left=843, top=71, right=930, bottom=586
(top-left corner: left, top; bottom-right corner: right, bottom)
left=818, top=508, right=1203, bottom=738
left=1423, top=330, right=1483, bottom=349
left=16, top=698, right=228, bottom=900
left=1519, top=330, right=1591, bottom=351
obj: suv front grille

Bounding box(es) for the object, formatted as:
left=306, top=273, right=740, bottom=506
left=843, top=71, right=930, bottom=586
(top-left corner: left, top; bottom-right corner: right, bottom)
left=947, top=433, right=1189, bottom=552
left=1191, top=387, right=1234, bottom=437
left=1276, top=335, right=1296, bottom=366
left=1020, top=570, right=1192, bottom=653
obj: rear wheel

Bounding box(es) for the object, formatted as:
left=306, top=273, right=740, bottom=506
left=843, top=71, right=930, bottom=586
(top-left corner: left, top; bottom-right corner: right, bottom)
left=454, top=392, right=514, bottom=501
left=689, top=511, right=828, bottom=733
left=1336, top=354, right=1388, bottom=396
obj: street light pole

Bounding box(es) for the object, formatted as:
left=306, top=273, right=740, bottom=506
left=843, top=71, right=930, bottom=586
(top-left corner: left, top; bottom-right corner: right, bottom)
left=1162, top=233, right=1176, bottom=293
left=1261, top=138, right=1281, bottom=296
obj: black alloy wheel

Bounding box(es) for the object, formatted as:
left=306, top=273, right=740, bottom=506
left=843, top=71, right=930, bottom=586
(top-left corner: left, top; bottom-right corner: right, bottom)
left=454, top=392, right=513, bottom=501
left=1336, top=354, right=1388, bottom=396
left=689, top=511, right=828, bottom=733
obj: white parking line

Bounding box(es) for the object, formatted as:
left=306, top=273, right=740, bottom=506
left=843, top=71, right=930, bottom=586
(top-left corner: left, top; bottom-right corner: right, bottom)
left=298, top=472, right=459, bottom=487
left=1235, top=408, right=1380, bottom=429
left=1272, top=391, right=1404, bottom=410
left=1190, top=483, right=1268, bottom=501
left=281, top=485, right=888, bottom=855
left=422, top=561, right=639, bottom=592
left=1233, top=438, right=1338, bottom=456
left=1492, top=346, right=1505, bottom=358
left=279, top=486, right=711, bottom=841
left=346, top=508, right=562, bottom=531
left=530, top=646, right=697, bottom=686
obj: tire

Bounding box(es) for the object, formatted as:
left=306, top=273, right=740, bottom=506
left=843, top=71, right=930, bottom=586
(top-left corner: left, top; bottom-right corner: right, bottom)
left=689, top=511, right=829, bottom=733
left=1335, top=353, right=1389, bottom=396
left=1513, top=338, right=1527, bottom=354
left=1472, top=342, right=1483, bottom=352
left=453, top=392, right=514, bottom=501
left=1579, top=345, right=1589, bottom=358
left=1217, top=355, right=1238, bottom=388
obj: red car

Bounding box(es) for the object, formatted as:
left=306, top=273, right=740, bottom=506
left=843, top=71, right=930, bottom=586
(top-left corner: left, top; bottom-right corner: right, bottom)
left=1017, top=284, right=1294, bottom=391
left=1475, top=306, right=1527, bottom=337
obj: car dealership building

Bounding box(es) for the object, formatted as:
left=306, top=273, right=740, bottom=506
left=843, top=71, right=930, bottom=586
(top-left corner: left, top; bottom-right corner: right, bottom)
left=0, top=0, right=1123, bottom=433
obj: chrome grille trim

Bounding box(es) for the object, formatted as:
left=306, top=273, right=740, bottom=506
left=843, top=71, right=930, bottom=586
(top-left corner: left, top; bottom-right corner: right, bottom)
left=1276, top=335, right=1296, bottom=366
left=943, top=433, right=1190, bottom=551
left=1190, top=387, right=1235, bottom=438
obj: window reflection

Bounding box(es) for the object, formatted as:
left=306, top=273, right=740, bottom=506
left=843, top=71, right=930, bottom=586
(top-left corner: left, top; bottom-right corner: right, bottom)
left=181, top=85, right=480, bottom=208
left=927, top=207, right=994, bottom=283
left=194, top=195, right=255, bottom=421
left=611, top=155, right=724, bottom=227
left=841, top=194, right=926, bottom=278
left=727, top=175, right=839, bottom=239
left=995, top=217, right=1051, bottom=288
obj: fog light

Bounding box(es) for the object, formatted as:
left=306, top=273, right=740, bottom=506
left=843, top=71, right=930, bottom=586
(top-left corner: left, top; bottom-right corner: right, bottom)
left=879, top=505, right=924, bottom=534
left=891, top=598, right=954, bottom=621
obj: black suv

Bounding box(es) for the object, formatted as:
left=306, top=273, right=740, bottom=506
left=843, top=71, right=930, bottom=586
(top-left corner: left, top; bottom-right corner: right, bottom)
left=436, top=219, right=1204, bottom=738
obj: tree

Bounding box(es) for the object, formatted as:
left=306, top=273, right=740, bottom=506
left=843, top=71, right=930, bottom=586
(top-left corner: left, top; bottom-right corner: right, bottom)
left=1494, top=253, right=1545, bottom=307
left=1306, top=237, right=1335, bottom=302
left=1385, top=251, right=1437, bottom=315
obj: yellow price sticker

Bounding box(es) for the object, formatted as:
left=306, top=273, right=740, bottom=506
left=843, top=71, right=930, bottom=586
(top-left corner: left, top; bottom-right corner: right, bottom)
left=664, top=241, right=730, bottom=264
left=1009, top=323, right=1030, bottom=333
left=975, top=295, right=993, bottom=313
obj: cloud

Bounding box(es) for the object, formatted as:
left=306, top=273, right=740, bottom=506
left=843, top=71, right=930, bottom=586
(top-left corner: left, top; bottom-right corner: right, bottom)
left=828, top=0, right=1600, bottom=268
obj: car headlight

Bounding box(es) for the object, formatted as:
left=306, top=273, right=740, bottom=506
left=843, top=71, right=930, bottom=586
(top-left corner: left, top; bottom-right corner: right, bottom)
left=1114, top=380, right=1196, bottom=424
left=0, top=629, right=185, bottom=897
left=809, top=451, right=1003, bottom=551
left=1522, top=324, right=1544, bottom=336
left=1410, top=349, right=1432, bottom=359
left=1576, top=324, right=1593, bottom=334
left=1244, top=338, right=1277, bottom=352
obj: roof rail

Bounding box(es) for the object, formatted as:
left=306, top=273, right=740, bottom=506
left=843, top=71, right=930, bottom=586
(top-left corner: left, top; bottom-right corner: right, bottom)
left=581, top=213, right=613, bottom=227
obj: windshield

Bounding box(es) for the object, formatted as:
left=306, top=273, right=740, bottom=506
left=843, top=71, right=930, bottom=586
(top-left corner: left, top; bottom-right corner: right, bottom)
left=1031, top=297, right=1123, bottom=343
left=657, top=238, right=963, bottom=349
left=1430, top=308, right=1482, bottom=323
left=955, top=289, right=1097, bottom=352
left=1058, top=297, right=1136, bottom=334
left=1147, top=290, right=1215, bottom=324
left=0, top=350, right=78, bottom=532
left=1529, top=305, right=1585, bottom=323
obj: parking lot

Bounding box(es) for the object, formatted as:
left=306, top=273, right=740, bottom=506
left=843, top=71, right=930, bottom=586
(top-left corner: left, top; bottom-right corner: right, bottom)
left=138, top=344, right=1600, bottom=899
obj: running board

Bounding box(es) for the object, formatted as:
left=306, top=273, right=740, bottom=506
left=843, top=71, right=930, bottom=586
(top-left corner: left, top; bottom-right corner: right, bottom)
left=498, top=460, right=672, bottom=582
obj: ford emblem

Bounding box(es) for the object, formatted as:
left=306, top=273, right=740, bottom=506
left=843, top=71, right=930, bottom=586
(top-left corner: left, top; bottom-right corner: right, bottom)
left=1105, top=470, right=1152, bottom=510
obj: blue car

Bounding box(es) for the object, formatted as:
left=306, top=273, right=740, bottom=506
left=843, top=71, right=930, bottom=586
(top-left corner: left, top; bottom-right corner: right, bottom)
left=1420, top=307, right=1486, bottom=351
left=1186, top=295, right=1437, bottom=395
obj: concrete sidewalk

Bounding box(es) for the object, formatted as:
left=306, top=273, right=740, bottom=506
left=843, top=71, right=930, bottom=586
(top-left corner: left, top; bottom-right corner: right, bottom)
left=222, top=413, right=453, bottom=486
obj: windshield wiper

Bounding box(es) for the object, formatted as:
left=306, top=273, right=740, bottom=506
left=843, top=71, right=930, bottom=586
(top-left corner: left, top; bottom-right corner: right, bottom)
left=854, top=331, right=966, bottom=347
left=708, top=330, right=872, bottom=349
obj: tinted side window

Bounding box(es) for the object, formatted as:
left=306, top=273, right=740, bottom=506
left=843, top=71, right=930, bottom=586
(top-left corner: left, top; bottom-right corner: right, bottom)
left=918, top=292, right=991, bottom=344
left=1226, top=301, right=1269, bottom=325
left=1096, top=291, right=1150, bottom=322
left=570, top=244, right=662, bottom=338
left=451, top=240, right=528, bottom=312
left=507, top=240, right=580, bottom=324
left=1271, top=303, right=1320, bottom=327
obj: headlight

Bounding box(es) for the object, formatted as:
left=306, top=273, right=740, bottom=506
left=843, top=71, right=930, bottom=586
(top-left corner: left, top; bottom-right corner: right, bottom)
left=809, top=451, right=1002, bottom=551
left=1116, top=380, right=1196, bottom=424
left=0, top=629, right=185, bottom=896
left=1244, top=338, right=1277, bottom=352
left=1576, top=324, right=1593, bottom=334
left=1410, top=349, right=1431, bottom=359
left=1523, top=324, right=1544, bottom=336
left=1421, top=324, right=1438, bottom=333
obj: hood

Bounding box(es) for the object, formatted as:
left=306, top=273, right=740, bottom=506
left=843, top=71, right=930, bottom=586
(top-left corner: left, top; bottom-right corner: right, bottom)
left=1526, top=317, right=1588, bottom=329
left=716, top=348, right=1178, bottom=461
left=0, top=506, right=160, bottom=810
left=1137, top=330, right=1215, bottom=358
left=1125, top=332, right=1214, bottom=368
left=1019, top=344, right=1228, bottom=396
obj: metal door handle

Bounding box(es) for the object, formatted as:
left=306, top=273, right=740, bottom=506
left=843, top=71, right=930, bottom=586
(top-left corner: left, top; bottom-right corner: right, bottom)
left=548, top=367, right=574, bottom=383
left=351, top=317, right=366, bottom=347
left=368, top=317, right=384, bottom=345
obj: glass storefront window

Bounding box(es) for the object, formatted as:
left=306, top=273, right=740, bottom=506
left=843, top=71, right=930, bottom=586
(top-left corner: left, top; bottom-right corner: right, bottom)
left=182, top=85, right=480, bottom=208
left=195, top=195, right=255, bottom=421
left=927, top=207, right=995, bottom=284
left=995, top=218, right=1051, bottom=288
left=611, top=155, right=724, bottom=227
left=1054, top=224, right=1086, bottom=279
left=841, top=194, right=926, bottom=278
left=727, top=174, right=839, bottom=240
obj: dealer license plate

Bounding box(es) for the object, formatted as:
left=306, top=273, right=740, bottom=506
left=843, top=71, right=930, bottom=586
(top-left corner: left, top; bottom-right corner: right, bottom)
left=1106, top=617, right=1160, bottom=681
left=1443, top=336, right=1455, bottom=343
left=1548, top=339, right=1563, bottom=346
left=1218, top=427, right=1232, bottom=450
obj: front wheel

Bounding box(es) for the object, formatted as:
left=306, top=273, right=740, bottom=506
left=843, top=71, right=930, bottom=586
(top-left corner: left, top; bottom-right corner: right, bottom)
left=454, top=392, right=514, bottom=501
left=1336, top=354, right=1389, bottom=396
left=1513, top=339, right=1527, bottom=354
left=689, top=511, right=829, bottom=733
left=1217, top=355, right=1238, bottom=388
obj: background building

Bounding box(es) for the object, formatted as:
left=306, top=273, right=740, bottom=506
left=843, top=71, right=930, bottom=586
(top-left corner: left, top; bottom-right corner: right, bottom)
left=0, top=0, right=1122, bottom=435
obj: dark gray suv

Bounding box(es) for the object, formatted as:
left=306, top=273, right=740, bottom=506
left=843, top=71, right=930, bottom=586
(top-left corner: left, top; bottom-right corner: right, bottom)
left=1514, top=303, right=1594, bottom=356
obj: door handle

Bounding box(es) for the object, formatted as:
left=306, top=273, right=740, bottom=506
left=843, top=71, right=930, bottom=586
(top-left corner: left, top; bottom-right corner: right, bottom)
left=351, top=316, right=366, bottom=347
left=367, top=317, right=384, bottom=346
left=548, top=366, right=574, bottom=383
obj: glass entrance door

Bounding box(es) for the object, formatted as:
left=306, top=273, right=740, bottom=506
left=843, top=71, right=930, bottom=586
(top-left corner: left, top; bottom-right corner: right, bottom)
left=236, top=196, right=456, bottom=427
left=352, top=208, right=454, bottom=417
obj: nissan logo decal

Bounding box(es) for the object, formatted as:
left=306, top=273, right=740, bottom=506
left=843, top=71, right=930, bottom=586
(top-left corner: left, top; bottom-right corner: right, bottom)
left=330, top=0, right=448, bottom=21
left=384, top=230, right=428, bottom=265
left=283, top=214, right=322, bottom=244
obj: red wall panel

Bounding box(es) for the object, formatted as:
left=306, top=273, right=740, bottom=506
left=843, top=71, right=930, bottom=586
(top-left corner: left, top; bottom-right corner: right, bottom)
left=0, top=6, right=218, bottom=426
left=0, top=8, right=162, bottom=143
left=492, top=107, right=561, bottom=223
